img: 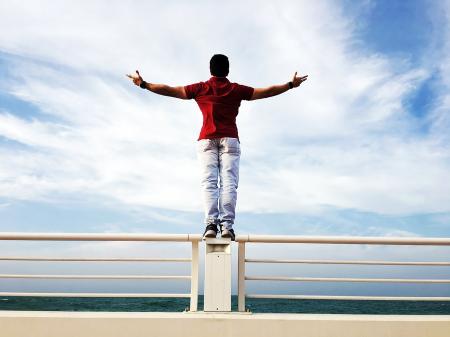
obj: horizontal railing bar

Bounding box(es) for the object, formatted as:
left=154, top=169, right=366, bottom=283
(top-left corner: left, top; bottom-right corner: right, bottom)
left=236, top=234, right=450, bottom=245
left=246, top=294, right=450, bottom=301
left=0, top=257, right=191, bottom=262
left=0, top=274, right=190, bottom=280
left=245, top=258, right=450, bottom=266
left=245, top=276, right=450, bottom=283
left=0, top=292, right=191, bottom=298
left=0, top=232, right=202, bottom=242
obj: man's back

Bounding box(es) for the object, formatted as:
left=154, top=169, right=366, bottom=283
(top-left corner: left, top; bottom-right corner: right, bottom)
left=184, top=76, right=254, bottom=140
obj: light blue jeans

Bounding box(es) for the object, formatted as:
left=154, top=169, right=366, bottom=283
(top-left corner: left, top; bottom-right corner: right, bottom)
left=197, top=137, right=240, bottom=230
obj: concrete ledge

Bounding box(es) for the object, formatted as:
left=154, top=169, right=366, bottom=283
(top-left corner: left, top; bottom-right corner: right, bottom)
left=1, top=311, right=450, bottom=337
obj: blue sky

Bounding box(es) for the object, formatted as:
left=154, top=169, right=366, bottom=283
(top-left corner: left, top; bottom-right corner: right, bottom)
left=0, top=0, right=449, bottom=296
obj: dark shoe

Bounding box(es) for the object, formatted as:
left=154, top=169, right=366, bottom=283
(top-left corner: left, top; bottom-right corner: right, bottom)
left=203, top=224, right=218, bottom=239
left=221, top=227, right=235, bottom=241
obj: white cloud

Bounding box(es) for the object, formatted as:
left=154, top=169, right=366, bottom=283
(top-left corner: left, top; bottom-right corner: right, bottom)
left=0, top=0, right=449, bottom=216
left=427, top=1, right=450, bottom=145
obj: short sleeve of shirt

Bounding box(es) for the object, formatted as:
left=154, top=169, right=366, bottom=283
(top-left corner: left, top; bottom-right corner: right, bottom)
left=236, top=84, right=254, bottom=101
left=184, top=82, right=204, bottom=99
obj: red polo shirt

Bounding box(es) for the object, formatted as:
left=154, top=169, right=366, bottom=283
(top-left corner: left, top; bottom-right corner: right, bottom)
left=184, top=77, right=254, bottom=140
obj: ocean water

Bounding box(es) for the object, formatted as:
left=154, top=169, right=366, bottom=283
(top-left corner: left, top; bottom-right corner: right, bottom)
left=1, top=296, right=450, bottom=314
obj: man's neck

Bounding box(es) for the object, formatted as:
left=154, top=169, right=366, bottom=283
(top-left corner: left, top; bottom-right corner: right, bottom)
left=211, top=76, right=228, bottom=81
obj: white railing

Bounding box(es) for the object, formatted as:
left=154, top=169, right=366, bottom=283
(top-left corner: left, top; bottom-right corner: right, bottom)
left=236, top=235, right=450, bottom=312
left=3, top=232, right=450, bottom=314
left=0, top=232, right=201, bottom=311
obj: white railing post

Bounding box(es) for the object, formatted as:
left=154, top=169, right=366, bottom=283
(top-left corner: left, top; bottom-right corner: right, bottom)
left=238, top=241, right=246, bottom=312
left=190, top=240, right=199, bottom=312
left=204, top=238, right=231, bottom=312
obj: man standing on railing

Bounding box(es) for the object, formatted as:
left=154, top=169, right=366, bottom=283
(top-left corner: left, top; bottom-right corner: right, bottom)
left=127, top=54, right=307, bottom=241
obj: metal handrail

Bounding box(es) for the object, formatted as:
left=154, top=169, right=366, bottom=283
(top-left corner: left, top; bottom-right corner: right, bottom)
left=0, top=274, right=191, bottom=280
left=245, top=258, right=450, bottom=265
left=0, top=232, right=201, bottom=241
left=237, top=235, right=450, bottom=312
left=0, top=232, right=201, bottom=311
left=0, top=292, right=191, bottom=298
left=245, top=276, right=450, bottom=283
left=246, top=294, right=450, bottom=301
left=0, top=257, right=191, bottom=262
left=236, top=234, right=450, bottom=245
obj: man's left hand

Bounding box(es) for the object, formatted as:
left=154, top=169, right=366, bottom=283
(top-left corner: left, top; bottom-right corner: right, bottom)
left=126, top=70, right=144, bottom=86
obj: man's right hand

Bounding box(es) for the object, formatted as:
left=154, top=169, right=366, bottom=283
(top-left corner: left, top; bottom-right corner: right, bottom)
left=292, top=72, right=308, bottom=88
left=126, top=70, right=144, bottom=86
left=250, top=71, right=309, bottom=101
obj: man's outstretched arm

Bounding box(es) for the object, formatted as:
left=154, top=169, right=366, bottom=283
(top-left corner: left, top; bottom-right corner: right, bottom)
left=126, top=70, right=188, bottom=99
left=250, top=72, right=308, bottom=100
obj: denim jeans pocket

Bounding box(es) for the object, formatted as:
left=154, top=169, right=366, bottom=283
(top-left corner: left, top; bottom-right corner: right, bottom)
left=220, top=137, right=241, bottom=155
left=197, top=139, right=216, bottom=153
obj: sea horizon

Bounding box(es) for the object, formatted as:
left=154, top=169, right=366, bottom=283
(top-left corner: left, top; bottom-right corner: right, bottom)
left=1, top=296, right=450, bottom=315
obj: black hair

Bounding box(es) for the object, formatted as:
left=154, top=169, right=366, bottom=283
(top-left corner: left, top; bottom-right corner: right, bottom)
left=210, top=54, right=229, bottom=77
